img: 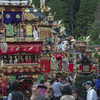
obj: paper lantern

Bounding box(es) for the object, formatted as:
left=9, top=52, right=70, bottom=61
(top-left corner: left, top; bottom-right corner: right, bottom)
left=0, top=42, right=7, bottom=53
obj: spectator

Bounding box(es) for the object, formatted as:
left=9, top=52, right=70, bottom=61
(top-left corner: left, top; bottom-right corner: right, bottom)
left=66, top=79, right=74, bottom=91
left=45, top=83, right=56, bottom=100
left=69, top=73, right=74, bottom=82
left=7, top=80, right=13, bottom=94
left=57, top=76, right=62, bottom=83
left=8, top=81, right=24, bottom=100
left=93, top=76, right=97, bottom=83
left=95, top=75, right=100, bottom=90
left=72, top=89, right=84, bottom=100
left=60, top=85, right=75, bottom=100
left=38, top=80, right=47, bottom=96
left=97, top=86, right=100, bottom=100
left=29, top=79, right=52, bottom=100
left=30, top=85, right=39, bottom=100
left=83, top=81, right=98, bottom=100
left=3, top=93, right=8, bottom=100
left=34, top=95, right=47, bottom=100
left=0, top=87, right=3, bottom=100
left=66, top=74, right=70, bottom=80
left=30, top=84, right=56, bottom=100
left=31, top=77, right=39, bottom=89
left=51, top=78, right=65, bottom=100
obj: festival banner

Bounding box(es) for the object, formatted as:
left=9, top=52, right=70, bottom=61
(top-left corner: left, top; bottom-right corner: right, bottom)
left=6, top=25, right=14, bottom=36
left=25, top=25, right=32, bottom=36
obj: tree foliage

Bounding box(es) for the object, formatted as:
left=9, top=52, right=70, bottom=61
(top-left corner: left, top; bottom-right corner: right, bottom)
left=74, top=0, right=98, bottom=37
left=87, top=20, right=100, bottom=45
left=87, top=2, right=100, bottom=45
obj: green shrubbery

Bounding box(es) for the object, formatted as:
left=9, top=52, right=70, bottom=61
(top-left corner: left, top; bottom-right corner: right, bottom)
left=74, top=75, right=94, bottom=99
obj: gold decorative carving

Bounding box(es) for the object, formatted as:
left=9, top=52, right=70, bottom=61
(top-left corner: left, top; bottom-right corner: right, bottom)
left=0, top=29, right=4, bottom=33
left=25, top=38, right=33, bottom=41
left=11, top=9, right=15, bottom=11
left=6, top=38, right=15, bottom=41
left=24, top=13, right=36, bottom=20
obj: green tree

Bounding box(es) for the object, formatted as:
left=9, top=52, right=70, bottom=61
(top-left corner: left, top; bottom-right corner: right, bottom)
left=87, top=1, right=100, bottom=45
left=87, top=20, right=100, bottom=45
left=62, top=0, right=76, bottom=36
left=75, top=0, right=98, bottom=37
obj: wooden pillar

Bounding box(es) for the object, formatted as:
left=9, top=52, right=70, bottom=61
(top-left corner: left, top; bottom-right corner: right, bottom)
left=1, top=9, right=4, bottom=39
left=1, top=9, right=4, bottom=29
left=19, top=23, right=21, bottom=40
left=22, top=11, right=25, bottom=40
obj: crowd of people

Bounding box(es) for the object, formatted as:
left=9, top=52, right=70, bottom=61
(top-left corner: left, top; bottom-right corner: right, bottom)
left=0, top=72, right=100, bottom=100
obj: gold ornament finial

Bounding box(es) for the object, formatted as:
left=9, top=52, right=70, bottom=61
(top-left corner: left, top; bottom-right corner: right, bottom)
left=29, top=0, right=32, bottom=5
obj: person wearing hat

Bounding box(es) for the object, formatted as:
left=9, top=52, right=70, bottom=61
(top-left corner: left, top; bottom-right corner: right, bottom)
left=72, top=89, right=84, bottom=100
left=83, top=81, right=98, bottom=100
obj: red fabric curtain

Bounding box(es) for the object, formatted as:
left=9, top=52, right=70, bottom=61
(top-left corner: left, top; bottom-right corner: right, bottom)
left=90, top=65, right=92, bottom=70
left=0, top=43, right=20, bottom=54
left=40, top=59, right=51, bottom=73
left=0, top=42, right=42, bottom=54
left=79, top=65, right=82, bottom=70
left=21, top=43, right=42, bottom=54
left=68, top=62, right=73, bottom=72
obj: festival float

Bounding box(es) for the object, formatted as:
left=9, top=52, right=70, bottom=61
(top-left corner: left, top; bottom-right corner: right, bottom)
left=0, top=0, right=52, bottom=96
left=0, top=0, right=98, bottom=97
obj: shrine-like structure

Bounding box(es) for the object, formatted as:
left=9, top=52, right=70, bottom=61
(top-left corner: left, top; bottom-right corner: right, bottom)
left=0, top=0, right=55, bottom=76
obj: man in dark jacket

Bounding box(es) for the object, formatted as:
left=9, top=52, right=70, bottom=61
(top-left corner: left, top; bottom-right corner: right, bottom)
left=8, top=81, right=24, bottom=100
